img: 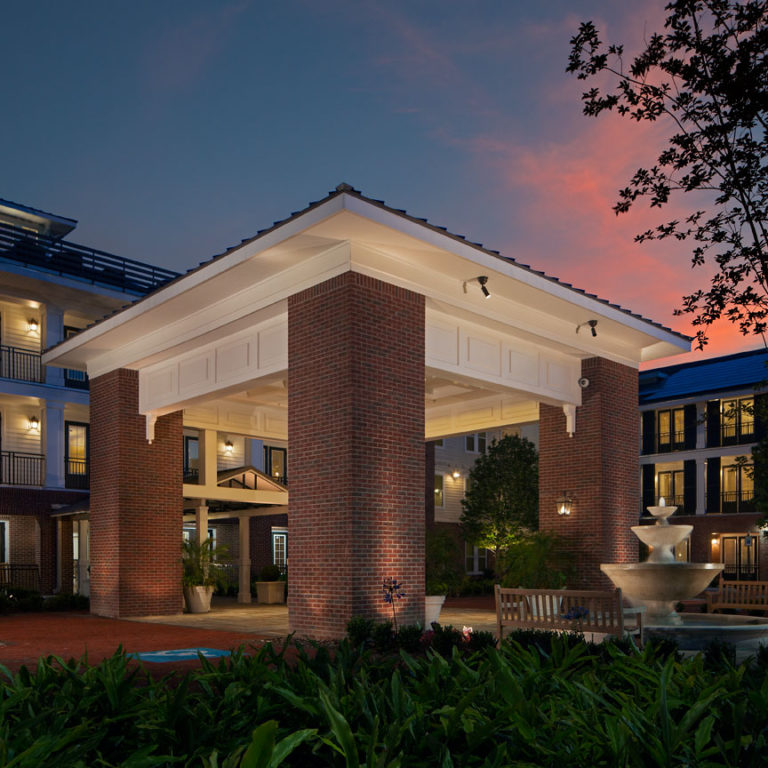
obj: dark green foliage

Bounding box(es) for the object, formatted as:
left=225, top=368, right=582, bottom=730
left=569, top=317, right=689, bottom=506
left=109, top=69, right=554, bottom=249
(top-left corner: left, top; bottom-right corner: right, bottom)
left=395, top=624, right=424, bottom=653
left=3, top=637, right=768, bottom=765
left=703, top=639, right=738, bottom=671
left=0, top=588, right=44, bottom=614
left=500, top=529, right=574, bottom=588
left=346, top=616, right=375, bottom=647
left=258, top=564, right=281, bottom=582
left=371, top=620, right=395, bottom=652
left=568, top=1, right=768, bottom=347
left=424, top=527, right=462, bottom=595
left=42, top=593, right=90, bottom=612
left=460, top=434, right=538, bottom=579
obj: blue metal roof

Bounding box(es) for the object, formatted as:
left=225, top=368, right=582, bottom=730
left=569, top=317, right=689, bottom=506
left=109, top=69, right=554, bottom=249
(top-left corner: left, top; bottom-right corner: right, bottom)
left=639, top=347, right=768, bottom=404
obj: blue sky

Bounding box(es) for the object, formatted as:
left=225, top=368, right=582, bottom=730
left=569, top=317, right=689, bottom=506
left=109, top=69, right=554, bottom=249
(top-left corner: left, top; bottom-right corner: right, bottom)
left=0, top=1, right=756, bottom=361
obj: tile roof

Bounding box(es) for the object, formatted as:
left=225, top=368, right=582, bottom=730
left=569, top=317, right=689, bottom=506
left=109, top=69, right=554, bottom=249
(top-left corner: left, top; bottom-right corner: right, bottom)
left=639, top=347, right=768, bottom=404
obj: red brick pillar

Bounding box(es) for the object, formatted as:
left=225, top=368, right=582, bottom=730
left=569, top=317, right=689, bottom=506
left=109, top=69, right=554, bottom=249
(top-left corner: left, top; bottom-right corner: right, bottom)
left=288, top=273, right=425, bottom=639
left=539, top=357, right=639, bottom=587
left=90, top=368, right=183, bottom=617
left=59, top=518, right=74, bottom=594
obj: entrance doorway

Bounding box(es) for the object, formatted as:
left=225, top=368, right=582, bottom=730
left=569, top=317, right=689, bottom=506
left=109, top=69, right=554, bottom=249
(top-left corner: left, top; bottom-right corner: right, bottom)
left=73, top=519, right=90, bottom=595
left=721, top=534, right=758, bottom=581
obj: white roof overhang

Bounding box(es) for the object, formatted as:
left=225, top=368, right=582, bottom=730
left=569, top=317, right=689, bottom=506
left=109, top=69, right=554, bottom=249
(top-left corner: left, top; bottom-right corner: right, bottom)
left=43, top=190, right=689, bottom=438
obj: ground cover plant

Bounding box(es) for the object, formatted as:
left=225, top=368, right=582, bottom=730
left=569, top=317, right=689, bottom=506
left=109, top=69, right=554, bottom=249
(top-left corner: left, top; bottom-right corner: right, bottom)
left=1, top=632, right=768, bottom=766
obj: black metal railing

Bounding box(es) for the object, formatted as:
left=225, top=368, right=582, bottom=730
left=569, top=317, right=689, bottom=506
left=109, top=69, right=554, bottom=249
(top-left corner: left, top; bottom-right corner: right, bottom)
left=0, top=221, right=179, bottom=296
left=722, top=422, right=755, bottom=445
left=722, top=564, right=759, bottom=581
left=65, top=459, right=89, bottom=490
left=0, top=345, right=43, bottom=382
left=720, top=490, right=756, bottom=514
left=656, top=494, right=684, bottom=508
left=183, top=468, right=200, bottom=484
left=0, top=451, right=44, bottom=486
left=0, top=564, right=40, bottom=591
left=656, top=430, right=687, bottom=453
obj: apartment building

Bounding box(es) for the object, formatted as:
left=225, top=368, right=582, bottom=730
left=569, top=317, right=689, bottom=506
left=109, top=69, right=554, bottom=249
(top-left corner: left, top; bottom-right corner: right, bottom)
left=0, top=199, right=178, bottom=594
left=639, top=348, right=768, bottom=580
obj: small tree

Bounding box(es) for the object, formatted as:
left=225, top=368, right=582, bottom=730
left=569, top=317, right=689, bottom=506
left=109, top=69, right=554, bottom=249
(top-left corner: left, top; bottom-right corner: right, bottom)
left=460, top=434, right=538, bottom=580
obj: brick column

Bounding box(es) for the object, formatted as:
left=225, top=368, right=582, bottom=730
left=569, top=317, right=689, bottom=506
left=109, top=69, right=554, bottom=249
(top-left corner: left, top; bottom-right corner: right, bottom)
left=539, top=357, right=639, bottom=588
left=90, top=368, right=183, bottom=617
left=288, top=272, right=425, bottom=639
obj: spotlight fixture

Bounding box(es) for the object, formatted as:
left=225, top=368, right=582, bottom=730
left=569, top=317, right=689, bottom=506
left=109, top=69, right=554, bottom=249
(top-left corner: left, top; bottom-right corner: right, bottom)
left=463, top=276, right=491, bottom=298
left=27, top=318, right=39, bottom=333
left=223, top=440, right=234, bottom=455
left=576, top=319, right=598, bottom=337
left=27, top=415, right=40, bottom=432
left=556, top=491, right=572, bottom=517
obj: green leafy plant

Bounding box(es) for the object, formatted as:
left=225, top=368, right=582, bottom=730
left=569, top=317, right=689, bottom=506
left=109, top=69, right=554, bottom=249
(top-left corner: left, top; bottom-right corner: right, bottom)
left=182, top=537, right=227, bottom=587
left=257, top=564, right=281, bottom=582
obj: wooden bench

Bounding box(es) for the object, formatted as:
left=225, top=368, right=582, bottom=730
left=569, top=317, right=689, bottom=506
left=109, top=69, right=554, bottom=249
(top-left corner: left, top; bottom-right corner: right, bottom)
left=494, top=585, right=643, bottom=645
left=705, top=580, right=768, bottom=613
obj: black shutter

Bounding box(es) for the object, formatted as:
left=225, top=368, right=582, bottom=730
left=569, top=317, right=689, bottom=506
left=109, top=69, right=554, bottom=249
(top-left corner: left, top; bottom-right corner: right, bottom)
left=755, top=393, right=768, bottom=441
left=683, top=460, right=696, bottom=515
left=641, top=411, right=656, bottom=454
left=684, top=404, right=697, bottom=450
left=642, top=464, right=655, bottom=513
left=706, top=456, right=721, bottom=514
left=707, top=400, right=721, bottom=448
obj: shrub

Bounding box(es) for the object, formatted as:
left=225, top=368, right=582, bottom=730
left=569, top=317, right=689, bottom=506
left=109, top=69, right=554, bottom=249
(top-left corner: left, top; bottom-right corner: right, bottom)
left=346, top=616, right=375, bottom=646
left=43, top=593, right=90, bottom=611
left=396, top=623, right=424, bottom=653
left=0, top=587, right=44, bottom=613
left=371, top=620, right=395, bottom=652
left=258, top=564, right=282, bottom=581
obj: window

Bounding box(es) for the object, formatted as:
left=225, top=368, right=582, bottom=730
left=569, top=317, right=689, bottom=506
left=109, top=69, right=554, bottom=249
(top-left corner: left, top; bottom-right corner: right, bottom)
left=184, top=436, right=199, bottom=482
left=657, top=408, right=685, bottom=452
left=63, top=327, right=88, bottom=389
left=0, top=520, right=7, bottom=562
left=721, top=462, right=755, bottom=514
left=65, top=422, right=89, bottom=489
left=272, top=528, right=288, bottom=573
left=433, top=439, right=444, bottom=448
left=465, top=542, right=488, bottom=573
left=434, top=474, right=444, bottom=507
left=657, top=469, right=684, bottom=507
left=182, top=526, right=217, bottom=548
left=264, top=446, right=287, bottom=483
left=465, top=432, right=487, bottom=453
left=722, top=397, right=754, bottom=445
left=721, top=534, right=758, bottom=580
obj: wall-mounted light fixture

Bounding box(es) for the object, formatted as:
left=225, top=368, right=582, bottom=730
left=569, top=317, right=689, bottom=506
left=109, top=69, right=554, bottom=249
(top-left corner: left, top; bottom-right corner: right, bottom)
left=576, top=319, right=598, bottom=337
left=27, top=416, right=40, bottom=432
left=451, top=469, right=461, bottom=479
left=556, top=491, right=572, bottom=516
left=223, top=440, right=234, bottom=455
left=463, top=275, right=491, bottom=299
left=711, top=532, right=719, bottom=547
left=27, top=318, right=39, bottom=333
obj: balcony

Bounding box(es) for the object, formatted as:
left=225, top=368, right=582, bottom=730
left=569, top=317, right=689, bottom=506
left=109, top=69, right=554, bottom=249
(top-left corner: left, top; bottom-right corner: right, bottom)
left=0, top=221, right=179, bottom=296
left=720, top=490, right=756, bottom=515
left=0, top=452, right=44, bottom=486
left=0, top=345, right=43, bottom=383
left=65, top=459, right=89, bottom=490
left=654, top=430, right=687, bottom=454
left=721, top=422, right=755, bottom=446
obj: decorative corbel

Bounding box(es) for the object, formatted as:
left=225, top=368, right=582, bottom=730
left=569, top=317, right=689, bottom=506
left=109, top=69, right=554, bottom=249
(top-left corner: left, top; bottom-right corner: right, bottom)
left=562, top=403, right=576, bottom=437
left=145, top=413, right=157, bottom=444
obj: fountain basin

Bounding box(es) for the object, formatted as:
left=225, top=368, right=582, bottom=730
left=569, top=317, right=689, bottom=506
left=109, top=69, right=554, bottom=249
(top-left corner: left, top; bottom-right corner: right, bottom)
left=632, top=524, right=692, bottom=553
left=645, top=613, right=768, bottom=651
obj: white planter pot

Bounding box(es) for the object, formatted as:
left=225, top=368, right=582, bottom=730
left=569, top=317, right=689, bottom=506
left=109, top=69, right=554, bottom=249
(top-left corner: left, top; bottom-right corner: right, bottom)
left=424, top=594, right=446, bottom=626
left=256, top=581, right=286, bottom=604
left=183, top=585, right=214, bottom=614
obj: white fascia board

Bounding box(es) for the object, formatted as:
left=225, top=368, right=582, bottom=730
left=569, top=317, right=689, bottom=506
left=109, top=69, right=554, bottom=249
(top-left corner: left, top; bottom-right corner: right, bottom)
left=42, top=195, right=348, bottom=371
left=341, top=195, right=689, bottom=360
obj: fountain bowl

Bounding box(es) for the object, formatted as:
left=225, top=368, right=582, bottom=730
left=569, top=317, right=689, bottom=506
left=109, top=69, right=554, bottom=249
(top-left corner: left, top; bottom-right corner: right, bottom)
left=601, top=562, right=722, bottom=602
left=632, top=524, right=692, bottom=552
left=645, top=613, right=768, bottom=651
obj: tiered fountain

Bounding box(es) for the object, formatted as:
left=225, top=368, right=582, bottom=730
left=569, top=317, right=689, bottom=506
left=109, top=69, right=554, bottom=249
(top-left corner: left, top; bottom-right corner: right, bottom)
left=601, top=499, right=768, bottom=649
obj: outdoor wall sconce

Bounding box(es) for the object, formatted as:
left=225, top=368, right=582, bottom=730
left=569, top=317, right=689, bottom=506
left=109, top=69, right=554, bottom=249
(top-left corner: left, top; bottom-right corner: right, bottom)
left=557, top=491, right=572, bottom=516
left=711, top=533, right=719, bottom=547
left=462, top=275, right=491, bottom=298
left=223, top=440, right=234, bottom=455
left=27, top=318, right=39, bottom=333
left=452, top=469, right=461, bottom=479
left=576, top=319, right=598, bottom=337
left=27, top=416, right=40, bottom=432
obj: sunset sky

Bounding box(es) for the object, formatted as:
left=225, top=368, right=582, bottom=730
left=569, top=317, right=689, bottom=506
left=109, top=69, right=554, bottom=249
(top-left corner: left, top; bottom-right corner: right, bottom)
left=0, top=1, right=761, bottom=365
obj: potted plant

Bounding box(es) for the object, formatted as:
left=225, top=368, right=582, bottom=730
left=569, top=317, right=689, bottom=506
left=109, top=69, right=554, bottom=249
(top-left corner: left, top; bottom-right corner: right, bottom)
left=253, top=564, right=286, bottom=604
left=182, top=537, right=226, bottom=613
left=425, top=528, right=462, bottom=626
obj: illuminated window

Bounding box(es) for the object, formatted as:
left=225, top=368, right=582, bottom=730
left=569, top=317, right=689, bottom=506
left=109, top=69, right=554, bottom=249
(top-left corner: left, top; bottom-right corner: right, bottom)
left=722, top=397, right=754, bottom=444
left=65, top=422, right=89, bottom=489
left=434, top=475, right=444, bottom=507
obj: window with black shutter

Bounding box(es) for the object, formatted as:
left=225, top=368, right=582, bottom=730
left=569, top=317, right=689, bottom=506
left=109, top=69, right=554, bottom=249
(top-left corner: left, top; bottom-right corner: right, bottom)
left=706, top=456, right=721, bottom=513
